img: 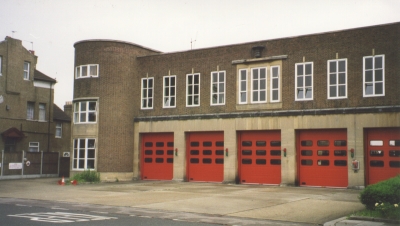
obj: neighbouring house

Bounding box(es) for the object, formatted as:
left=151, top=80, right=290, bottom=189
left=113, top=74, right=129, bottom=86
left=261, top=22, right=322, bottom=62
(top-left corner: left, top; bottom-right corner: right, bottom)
left=0, top=36, right=71, bottom=178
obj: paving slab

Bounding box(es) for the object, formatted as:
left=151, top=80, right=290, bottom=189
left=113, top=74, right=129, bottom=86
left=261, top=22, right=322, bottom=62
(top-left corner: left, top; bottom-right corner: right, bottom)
left=0, top=178, right=366, bottom=225
left=229, top=198, right=364, bottom=224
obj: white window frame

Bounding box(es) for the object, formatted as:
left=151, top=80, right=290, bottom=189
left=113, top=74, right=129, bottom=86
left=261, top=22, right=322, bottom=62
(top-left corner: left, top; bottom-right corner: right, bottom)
left=73, top=101, right=97, bottom=124
left=24, top=62, right=30, bottom=80
left=29, top=142, right=39, bottom=152
left=27, top=102, right=34, bottom=120
left=210, top=71, right=226, bottom=106
left=250, top=67, right=267, bottom=103
left=239, top=69, right=248, bottom=104
left=73, top=138, right=96, bottom=170
left=163, top=75, right=176, bottom=108
left=39, top=103, right=46, bottom=121
left=75, top=64, right=99, bottom=79
left=327, top=59, right=347, bottom=99
left=270, top=66, right=280, bottom=102
left=363, top=55, right=385, bottom=97
left=295, top=62, right=313, bottom=101
left=55, top=122, right=62, bottom=138
left=186, top=73, right=200, bottom=107
left=141, top=77, right=154, bottom=109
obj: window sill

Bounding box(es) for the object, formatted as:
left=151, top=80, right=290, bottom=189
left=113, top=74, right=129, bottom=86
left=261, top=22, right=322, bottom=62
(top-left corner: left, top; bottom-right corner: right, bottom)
left=236, top=102, right=282, bottom=111
left=363, top=94, right=385, bottom=98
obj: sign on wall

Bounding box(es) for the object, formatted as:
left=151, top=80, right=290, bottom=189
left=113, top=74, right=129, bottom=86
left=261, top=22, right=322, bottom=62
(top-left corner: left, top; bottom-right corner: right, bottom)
left=9, top=163, right=23, bottom=170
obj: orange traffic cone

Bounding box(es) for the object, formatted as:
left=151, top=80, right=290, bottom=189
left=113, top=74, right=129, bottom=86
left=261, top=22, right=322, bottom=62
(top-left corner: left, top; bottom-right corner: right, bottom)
left=58, top=176, right=65, bottom=185
left=71, top=180, right=78, bottom=185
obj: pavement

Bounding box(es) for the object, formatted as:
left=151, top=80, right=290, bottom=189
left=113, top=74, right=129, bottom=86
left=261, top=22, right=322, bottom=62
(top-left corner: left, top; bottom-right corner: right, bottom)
left=0, top=178, right=398, bottom=225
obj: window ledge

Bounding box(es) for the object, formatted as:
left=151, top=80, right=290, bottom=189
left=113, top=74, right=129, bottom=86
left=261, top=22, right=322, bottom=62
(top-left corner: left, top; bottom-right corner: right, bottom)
left=232, top=55, right=288, bottom=65
left=236, top=102, right=282, bottom=111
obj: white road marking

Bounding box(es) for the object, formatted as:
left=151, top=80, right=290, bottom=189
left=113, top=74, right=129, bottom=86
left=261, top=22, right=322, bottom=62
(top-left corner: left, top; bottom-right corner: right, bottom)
left=8, top=212, right=117, bottom=223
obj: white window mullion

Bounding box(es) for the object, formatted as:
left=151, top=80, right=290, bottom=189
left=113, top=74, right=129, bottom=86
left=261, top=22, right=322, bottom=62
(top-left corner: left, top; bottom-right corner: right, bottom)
left=364, top=55, right=385, bottom=97
left=270, top=66, right=280, bottom=102
left=239, top=69, right=248, bottom=104
left=141, top=77, right=154, bottom=109
left=211, top=71, right=225, bottom=105
left=295, top=62, right=313, bottom=101
left=163, top=75, right=176, bottom=108
left=186, top=73, right=200, bottom=107
left=251, top=68, right=267, bottom=103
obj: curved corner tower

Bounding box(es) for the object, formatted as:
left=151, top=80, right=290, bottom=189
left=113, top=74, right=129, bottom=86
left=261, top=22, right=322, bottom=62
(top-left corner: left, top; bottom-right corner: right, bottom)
left=72, top=40, right=160, bottom=180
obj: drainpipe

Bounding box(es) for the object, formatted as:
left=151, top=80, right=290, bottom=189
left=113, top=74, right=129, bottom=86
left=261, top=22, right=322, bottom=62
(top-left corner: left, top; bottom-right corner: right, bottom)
left=47, top=82, right=52, bottom=152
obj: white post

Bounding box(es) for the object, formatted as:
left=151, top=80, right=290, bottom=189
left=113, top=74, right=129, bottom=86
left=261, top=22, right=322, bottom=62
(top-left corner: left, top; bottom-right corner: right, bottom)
left=40, top=151, right=43, bottom=175
left=1, top=150, right=3, bottom=176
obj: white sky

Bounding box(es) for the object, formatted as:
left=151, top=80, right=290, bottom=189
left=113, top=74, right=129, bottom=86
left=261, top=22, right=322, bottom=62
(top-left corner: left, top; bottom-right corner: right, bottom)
left=1, top=0, right=399, bottom=108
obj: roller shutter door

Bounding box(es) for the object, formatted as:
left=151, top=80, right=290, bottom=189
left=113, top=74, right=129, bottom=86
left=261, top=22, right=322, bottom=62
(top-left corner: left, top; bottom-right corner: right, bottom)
left=366, top=128, right=400, bottom=185
left=186, top=132, right=224, bottom=182
left=238, top=131, right=281, bottom=184
left=141, top=133, right=174, bottom=180
left=297, top=129, right=348, bottom=187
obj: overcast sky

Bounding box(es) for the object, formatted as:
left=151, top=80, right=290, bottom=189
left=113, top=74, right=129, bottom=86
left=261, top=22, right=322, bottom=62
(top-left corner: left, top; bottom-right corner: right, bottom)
left=1, top=0, right=399, bottom=108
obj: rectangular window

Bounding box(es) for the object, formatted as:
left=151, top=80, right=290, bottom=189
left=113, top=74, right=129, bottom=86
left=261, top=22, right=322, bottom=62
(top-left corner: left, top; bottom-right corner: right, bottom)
left=29, top=142, right=39, bottom=152
left=75, top=64, right=99, bottom=79
left=27, top=102, right=34, bottom=120
left=328, top=59, right=347, bottom=99
left=363, top=55, right=384, bottom=97
left=24, top=62, right=30, bottom=80
left=39, top=103, right=46, bottom=121
left=141, top=77, right=154, bottom=109
left=270, top=66, right=280, bottom=102
left=186, top=73, right=200, bottom=107
left=251, top=68, right=267, bottom=103
left=163, top=75, right=176, bottom=108
left=295, top=62, right=313, bottom=100
left=239, top=69, right=248, bottom=104
left=73, top=101, right=97, bottom=123
left=210, top=71, right=225, bottom=105
left=73, top=138, right=96, bottom=170
left=55, top=123, right=62, bottom=138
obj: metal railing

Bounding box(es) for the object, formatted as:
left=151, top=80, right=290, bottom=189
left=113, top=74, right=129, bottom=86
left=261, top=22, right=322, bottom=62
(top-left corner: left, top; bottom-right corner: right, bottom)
left=0, top=150, right=59, bottom=179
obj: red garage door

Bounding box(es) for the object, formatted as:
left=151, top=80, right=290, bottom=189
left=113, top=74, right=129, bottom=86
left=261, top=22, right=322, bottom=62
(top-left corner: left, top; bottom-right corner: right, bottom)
left=366, top=128, right=400, bottom=185
left=186, top=132, right=224, bottom=182
left=238, top=131, right=281, bottom=184
left=297, top=129, right=348, bottom=187
left=141, top=133, right=174, bottom=180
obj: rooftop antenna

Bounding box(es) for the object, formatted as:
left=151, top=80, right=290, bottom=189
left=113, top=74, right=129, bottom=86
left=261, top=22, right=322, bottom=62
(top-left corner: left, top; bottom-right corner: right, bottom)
left=12, top=31, right=16, bottom=37
left=31, top=42, right=33, bottom=50
left=191, top=31, right=198, bottom=50
left=191, top=38, right=196, bottom=50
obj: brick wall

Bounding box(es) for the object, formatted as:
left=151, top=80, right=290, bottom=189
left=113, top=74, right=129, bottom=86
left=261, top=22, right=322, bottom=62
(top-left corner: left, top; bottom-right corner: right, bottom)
left=136, top=22, right=400, bottom=117
left=74, top=40, right=159, bottom=172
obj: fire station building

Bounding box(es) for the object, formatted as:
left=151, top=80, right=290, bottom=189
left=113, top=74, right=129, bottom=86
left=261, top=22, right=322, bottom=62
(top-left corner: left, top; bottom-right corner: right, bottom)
left=71, top=22, right=400, bottom=188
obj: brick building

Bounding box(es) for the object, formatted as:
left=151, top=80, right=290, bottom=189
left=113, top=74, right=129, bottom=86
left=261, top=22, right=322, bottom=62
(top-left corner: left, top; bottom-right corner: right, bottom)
left=0, top=36, right=71, bottom=177
left=72, top=22, right=400, bottom=187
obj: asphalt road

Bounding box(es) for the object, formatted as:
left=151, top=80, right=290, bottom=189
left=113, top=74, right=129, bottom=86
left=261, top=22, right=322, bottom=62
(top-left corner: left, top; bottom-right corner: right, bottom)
left=0, top=199, right=216, bottom=226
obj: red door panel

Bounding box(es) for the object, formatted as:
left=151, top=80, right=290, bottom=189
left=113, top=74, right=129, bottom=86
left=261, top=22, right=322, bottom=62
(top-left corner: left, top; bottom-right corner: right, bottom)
left=238, top=131, right=281, bottom=184
left=186, top=132, right=224, bottom=182
left=366, top=128, right=400, bottom=185
left=297, top=129, right=348, bottom=187
left=141, top=133, right=174, bottom=180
